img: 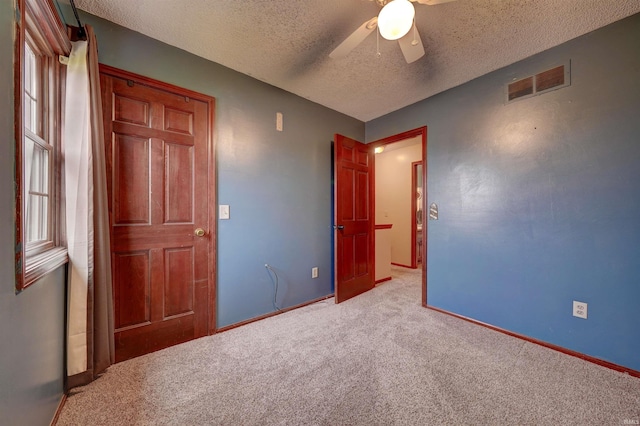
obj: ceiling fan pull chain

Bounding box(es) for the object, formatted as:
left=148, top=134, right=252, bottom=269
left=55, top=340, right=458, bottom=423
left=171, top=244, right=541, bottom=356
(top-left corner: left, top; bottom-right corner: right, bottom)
left=412, top=18, right=419, bottom=46
left=376, top=28, right=381, bottom=57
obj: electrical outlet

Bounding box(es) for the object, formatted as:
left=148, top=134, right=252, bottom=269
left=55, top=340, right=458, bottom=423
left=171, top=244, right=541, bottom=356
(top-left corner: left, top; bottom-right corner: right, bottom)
left=311, top=267, right=318, bottom=279
left=573, top=301, right=588, bottom=319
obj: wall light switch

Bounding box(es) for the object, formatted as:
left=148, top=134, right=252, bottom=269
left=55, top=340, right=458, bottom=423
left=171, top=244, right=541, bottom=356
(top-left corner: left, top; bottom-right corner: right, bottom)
left=219, top=204, right=230, bottom=220
left=276, top=112, right=283, bottom=132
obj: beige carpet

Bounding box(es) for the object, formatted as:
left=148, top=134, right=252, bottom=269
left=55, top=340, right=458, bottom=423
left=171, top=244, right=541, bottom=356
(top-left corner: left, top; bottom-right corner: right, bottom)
left=57, top=267, right=640, bottom=425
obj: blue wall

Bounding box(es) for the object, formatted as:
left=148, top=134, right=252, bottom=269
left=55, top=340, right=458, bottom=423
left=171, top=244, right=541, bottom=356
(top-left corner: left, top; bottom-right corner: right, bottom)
left=367, top=13, right=640, bottom=371
left=73, top=10, right=364, bottom=328
left=0, top=3, right=67, bottom=424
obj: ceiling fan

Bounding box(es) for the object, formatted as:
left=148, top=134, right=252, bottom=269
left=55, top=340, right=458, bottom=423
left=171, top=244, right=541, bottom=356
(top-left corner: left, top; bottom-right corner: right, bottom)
left=329, top=0, right=457, bottom=63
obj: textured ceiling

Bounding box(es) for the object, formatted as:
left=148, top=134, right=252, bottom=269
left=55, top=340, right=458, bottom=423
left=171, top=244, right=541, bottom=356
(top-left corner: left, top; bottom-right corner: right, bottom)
left=73, top=0, right=640, bottom=122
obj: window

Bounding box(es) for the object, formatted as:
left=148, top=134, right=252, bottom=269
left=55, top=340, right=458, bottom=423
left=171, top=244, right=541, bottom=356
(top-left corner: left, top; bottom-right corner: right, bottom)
left=15, top=0, right=70, bottom=291
left=24, top=39, right=53, bottom=253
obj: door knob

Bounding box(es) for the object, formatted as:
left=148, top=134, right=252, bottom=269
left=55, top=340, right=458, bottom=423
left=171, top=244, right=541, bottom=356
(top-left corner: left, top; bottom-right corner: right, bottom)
left=194, top=228, right=206, bottom=237
left=334, top=225, right=345, bottom=230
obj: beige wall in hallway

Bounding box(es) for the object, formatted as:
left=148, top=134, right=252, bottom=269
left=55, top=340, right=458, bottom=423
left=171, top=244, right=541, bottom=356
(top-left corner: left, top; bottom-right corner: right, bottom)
left=375, top=142, right=422, bottom=267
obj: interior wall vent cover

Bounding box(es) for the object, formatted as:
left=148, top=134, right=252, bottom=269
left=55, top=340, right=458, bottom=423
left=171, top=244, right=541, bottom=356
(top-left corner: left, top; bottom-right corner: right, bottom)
left=507, top=61, right=570, bottom=103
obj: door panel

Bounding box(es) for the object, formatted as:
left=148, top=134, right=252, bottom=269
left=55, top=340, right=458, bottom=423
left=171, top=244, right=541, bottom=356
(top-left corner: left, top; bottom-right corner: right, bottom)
left=164, top=247, right=194, bottom=317
left=113, top=134, right=150, bottom=224
left=165, top=142, right=194, bottom=223
left=101, top=68, right=214, bottom=362
left=113, top=251, right=150, bottom=328
left=334, top=134, right=375, bottom=303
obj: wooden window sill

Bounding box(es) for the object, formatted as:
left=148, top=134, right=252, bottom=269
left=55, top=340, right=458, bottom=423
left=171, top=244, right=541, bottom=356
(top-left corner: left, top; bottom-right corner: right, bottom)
left=21, top=246, right=68, bottom=292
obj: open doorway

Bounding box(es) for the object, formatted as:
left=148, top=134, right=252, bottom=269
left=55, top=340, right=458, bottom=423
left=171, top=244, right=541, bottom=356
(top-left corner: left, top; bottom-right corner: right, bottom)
left=372, top=127, right=427, bottom=306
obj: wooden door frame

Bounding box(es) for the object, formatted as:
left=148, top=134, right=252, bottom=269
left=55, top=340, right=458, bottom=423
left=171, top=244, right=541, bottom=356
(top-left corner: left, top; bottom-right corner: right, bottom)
left=370, top=126, right=427, bottom=306
left=411, top=160, right=423, bottom=269
left=99, top=64, right=218, bottom=333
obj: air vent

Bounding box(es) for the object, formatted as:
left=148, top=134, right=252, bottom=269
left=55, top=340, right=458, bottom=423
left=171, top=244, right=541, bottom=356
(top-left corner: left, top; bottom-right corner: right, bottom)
left=507, top=62, right=570, bottom=103
left=536, top=65, right=565, bottom=92
left=508, top=77, right=533, bottom=101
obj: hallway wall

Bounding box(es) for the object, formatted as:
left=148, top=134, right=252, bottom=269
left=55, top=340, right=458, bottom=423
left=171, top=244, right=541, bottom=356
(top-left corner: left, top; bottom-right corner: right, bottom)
left=375, top=143, right=422, bottom=267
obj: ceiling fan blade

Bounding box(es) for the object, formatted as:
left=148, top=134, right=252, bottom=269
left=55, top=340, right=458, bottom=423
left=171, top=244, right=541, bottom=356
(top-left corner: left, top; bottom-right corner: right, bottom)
left=398, top=26, right=425, bottom=63
left=329, top=17, right=378, bottom=59
left=411, top=0, right=457, bottom=5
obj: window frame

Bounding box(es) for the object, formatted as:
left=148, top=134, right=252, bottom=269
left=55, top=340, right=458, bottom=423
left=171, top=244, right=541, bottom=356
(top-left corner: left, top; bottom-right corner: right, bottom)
left=15, top=0, right=70, bottom=292
left=24, top=37, right=54, bottom=256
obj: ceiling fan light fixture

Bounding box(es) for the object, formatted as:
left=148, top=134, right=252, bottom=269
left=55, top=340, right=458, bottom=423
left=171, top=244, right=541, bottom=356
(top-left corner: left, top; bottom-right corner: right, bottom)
left=378, top=0, right=415, bottom=41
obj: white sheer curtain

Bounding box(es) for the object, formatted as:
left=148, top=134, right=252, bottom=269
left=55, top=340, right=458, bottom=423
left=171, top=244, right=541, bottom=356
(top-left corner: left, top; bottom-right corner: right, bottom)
left=64, top=25, right=114, bottom=386
left=65, top=38, right=91, bottom=376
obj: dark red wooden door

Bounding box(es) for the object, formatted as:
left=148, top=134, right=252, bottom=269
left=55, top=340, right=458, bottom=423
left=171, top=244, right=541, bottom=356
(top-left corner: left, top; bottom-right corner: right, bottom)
left=101, top=69, right=214, bottom=362
left=334, top=134, right=375, bottom=303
